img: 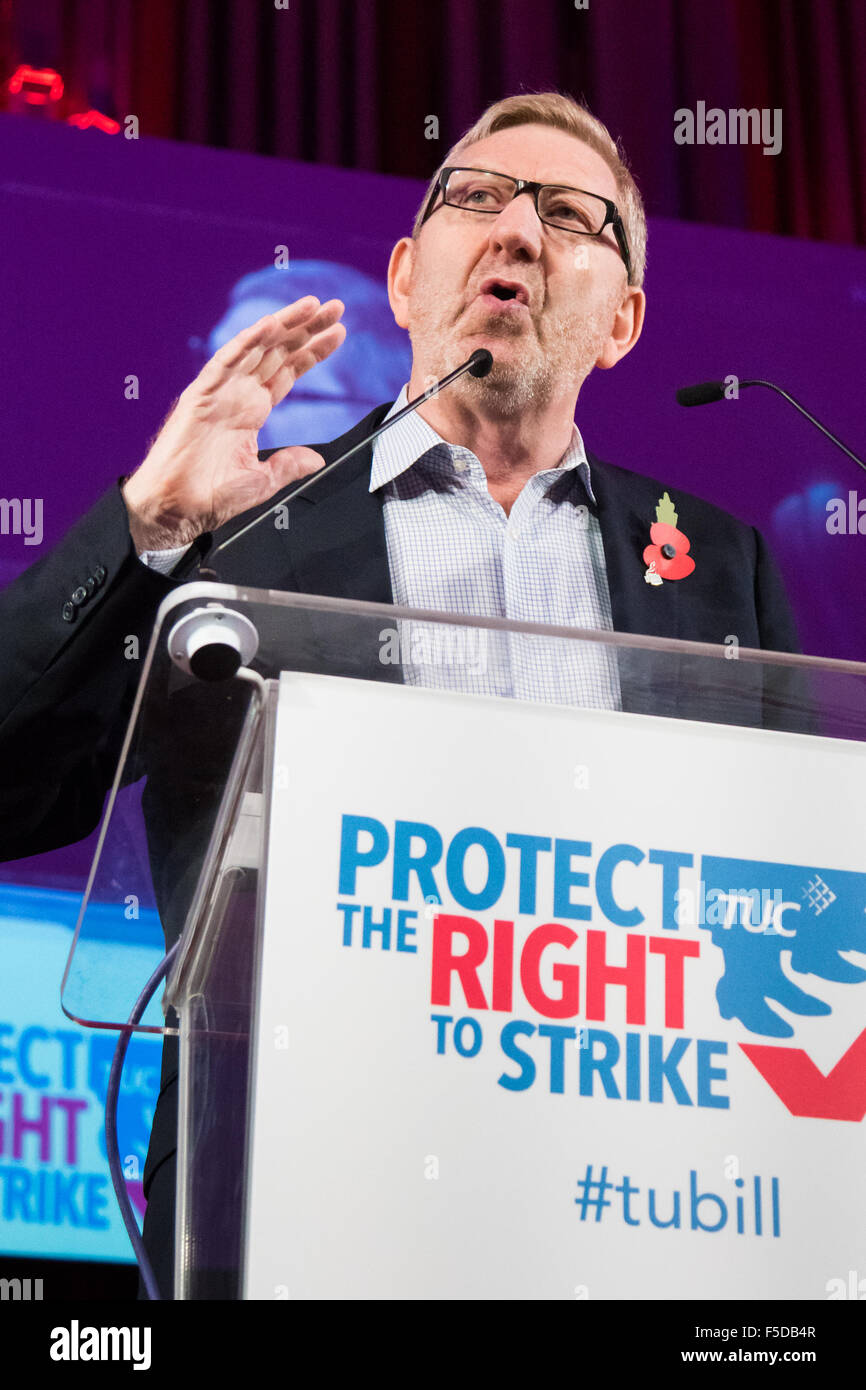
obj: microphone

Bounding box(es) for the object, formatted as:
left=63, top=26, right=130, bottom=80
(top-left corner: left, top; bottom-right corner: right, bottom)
left=676, top=377, right=866, bottom=474
left=676, top=381, right=727, bottom=407
left=200, top=348, right=494, bottom=575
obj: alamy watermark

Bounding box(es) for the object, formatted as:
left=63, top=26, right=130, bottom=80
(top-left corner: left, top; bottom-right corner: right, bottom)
left=0, top=497, right=43, bottom=546
left=676, top=883, right=799, bottom=934
left=0, top=1276, right=43, bottom=1300
left=826, top=490, right=866, bottom=534
left=379, top=623, right=488, bottom=675
left=674, top=103, right=782, bottom=156
left=49, top=1321, right=151, bottom=1370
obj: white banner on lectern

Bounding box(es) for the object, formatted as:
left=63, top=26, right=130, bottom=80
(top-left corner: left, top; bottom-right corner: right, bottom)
left=243, top=672, right=866, bottom=1299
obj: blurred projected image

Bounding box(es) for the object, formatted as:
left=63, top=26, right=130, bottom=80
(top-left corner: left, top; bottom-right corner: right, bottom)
left=203, top=260, right=412, bottom=445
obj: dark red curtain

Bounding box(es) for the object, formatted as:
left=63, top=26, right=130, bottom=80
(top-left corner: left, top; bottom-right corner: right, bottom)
left=3, top=0, right=864, bottom=246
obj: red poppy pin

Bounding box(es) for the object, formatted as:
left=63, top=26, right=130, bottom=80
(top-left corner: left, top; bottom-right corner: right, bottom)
left=643, top=491, right=695, bottom=585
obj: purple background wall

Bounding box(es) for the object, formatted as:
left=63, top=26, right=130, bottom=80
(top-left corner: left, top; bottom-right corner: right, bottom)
left=2, top=113, right=866, bottom=892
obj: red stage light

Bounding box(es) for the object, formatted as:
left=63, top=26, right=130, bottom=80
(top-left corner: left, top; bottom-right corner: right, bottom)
left=8, top=65, right=64, bottom=105
left=66, top=109, right=120, bottom=134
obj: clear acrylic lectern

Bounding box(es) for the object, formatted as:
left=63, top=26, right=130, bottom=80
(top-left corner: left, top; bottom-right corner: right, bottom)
left=62, top=585, right=866, bottom=1299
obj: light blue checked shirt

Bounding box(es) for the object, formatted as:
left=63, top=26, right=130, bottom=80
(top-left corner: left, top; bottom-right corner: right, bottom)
left=370, top=387, right=622, bottom=709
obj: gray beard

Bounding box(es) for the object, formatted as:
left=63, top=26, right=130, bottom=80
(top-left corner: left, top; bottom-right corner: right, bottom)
left=409, top=293, right=619, bottom=419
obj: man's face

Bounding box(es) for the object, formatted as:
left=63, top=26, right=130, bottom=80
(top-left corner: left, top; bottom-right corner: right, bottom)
left=389, top=124, right=644, bottom=415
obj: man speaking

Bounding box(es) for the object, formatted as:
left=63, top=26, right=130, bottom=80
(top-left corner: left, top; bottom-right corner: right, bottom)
left=0, top=92, right=801, bottom=1297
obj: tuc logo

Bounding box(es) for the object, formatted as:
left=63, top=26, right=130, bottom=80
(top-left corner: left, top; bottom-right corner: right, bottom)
left=699, top=855, right=866, bottom=1122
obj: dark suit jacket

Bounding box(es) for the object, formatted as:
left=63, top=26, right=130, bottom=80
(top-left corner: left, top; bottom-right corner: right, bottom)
left=0, top=402, right=806, bottom=1296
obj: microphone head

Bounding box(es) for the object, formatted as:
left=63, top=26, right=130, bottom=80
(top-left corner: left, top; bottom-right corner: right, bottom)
left=676, top=381, right=727, bottom=407
left=468, top=348, right=494, bottom=378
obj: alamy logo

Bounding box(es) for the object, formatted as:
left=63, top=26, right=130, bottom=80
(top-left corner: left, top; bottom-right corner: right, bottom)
left=379, top=623, right=487, bottom=675
left=674, top=103, right=782, bottom=156
left=0, top=1277, right=43, bottom=1300
left=0, top=497, right=43, bottom=546
left=49, top=1320, right=151, bottom=1371
left=826, top=491, right=866, bottom=534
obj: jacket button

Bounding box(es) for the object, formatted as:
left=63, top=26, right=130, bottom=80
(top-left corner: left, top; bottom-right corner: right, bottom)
left=71, top=585, right=88, bottom=605
left=85, top=576, right=97, bottom=596
left=94, top=565, right=107, bottom=585
left=61, top=602, right=76, bottom=623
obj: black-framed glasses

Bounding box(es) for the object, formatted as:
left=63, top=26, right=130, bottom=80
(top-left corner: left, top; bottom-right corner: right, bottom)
left=420, top=166, right=633, bottom=282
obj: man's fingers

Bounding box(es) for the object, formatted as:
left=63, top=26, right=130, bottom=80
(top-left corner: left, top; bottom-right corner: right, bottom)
left=266, top=299, right=345, bottom=361
left=214, top=298, right=345, bottom=383
left=241, top=299, right=344, bottom=370
left=269, top=296, right=343, bottom=333
left=214, top=296, right=322, bottom=370
left=251, top=316, right=342, bottom=386
left=263, top=445, right=328, bottom=491
left=262, top=322, right=347, bottom=402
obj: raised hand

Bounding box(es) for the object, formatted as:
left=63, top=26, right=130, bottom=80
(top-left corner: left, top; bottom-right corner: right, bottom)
left=122, top=296, right=346, bottom=550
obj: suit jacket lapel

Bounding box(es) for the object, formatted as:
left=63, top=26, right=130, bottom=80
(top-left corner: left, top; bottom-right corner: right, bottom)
left=206, top=403, right=395, bottom=603
left=587, top=450, right=681, bottom=641
left=279, top=406, right=395, bottom=604
left=587, top=450, right=685, bottom=717
left=207, top=405, right=400, bottom=686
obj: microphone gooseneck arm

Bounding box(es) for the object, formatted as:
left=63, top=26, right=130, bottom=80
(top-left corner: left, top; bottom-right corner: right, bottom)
left=738, top=380, right=866, bottom=474
left=202, top=348, right=494, bottom=575
left=676, top=377, right=865, bottom=474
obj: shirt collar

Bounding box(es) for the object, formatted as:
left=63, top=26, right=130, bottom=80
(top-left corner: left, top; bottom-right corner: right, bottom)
left=369, top=384, right=597, bottom=506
